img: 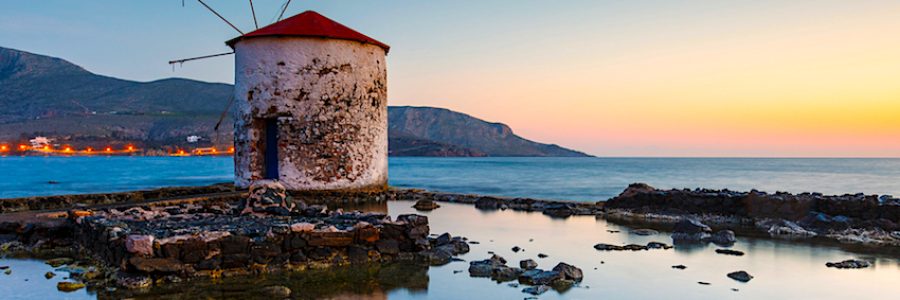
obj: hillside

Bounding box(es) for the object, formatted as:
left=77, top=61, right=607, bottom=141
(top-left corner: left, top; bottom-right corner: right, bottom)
left=0, top=46, right=589, bottom=157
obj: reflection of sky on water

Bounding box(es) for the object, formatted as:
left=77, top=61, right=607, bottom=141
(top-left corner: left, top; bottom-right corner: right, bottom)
left=2, top=201, right=898, bottom=299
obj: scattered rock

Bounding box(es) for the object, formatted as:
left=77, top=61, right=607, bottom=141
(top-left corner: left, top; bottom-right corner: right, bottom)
left=507, top=282, right=519, bottom=288
left=512, top=246, right=522, bottom=252
left=762, top=220, right=817, bottom=237
left=520, top=259, right=538, bottom=270
left=826, top=259, right=871, bottom=269
left=698, top=281, right=710, bottom=285
left=708, top=230, right=736, bottom=245
left=522, top=285, right=551, bottom=295
left=727, top=271, right=753, bottom=282
left=45, top=258, right=73, bottom=267
left=631, top=229, right=659, bottom=236
left=646, top=241, right=673, bottom=249
left=57, top=282, right=86, bottom=292
left=518, top=269, right=562, bottom=285
left=671, top=265, right=687, bottom=270
left=453, top=270, right=463, bottom=274
left=715, top=249, right=745, bottom=256
left=117, top=275, right=152, bottom=289
left=413, top=199, right=440, bottom=211
left=552, top=262, right=583, bottom=282
left=45, top=272, right=56, bottom=279
left=594, top=242, right=672, bottom=251
left=468, top=255, right=507, bottom=277
left=3, top=269, right=10, bottom=275
left=261, top=285, right=292, bottom=298
left=671, top=218, right=712, bottom=242
left=0, top=266, right=8, bottom=270
left=537, top=253, right=548, bottom=258
left=607, top=230, right=621, bottom=233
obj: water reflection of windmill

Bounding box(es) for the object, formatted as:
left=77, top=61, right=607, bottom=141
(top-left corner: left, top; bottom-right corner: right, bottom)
left=172, top=1, right=390, bottom=192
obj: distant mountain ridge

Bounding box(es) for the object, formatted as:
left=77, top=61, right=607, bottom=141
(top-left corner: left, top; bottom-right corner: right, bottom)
left=0, top=46, right=590, bottom=157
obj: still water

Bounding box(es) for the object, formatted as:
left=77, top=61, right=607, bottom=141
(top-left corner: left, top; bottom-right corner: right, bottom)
left=2, top=156, right=900, bottom=200
left=2, top=201, right=899, bottom=299
left=1, top=156, right=899, bottom=299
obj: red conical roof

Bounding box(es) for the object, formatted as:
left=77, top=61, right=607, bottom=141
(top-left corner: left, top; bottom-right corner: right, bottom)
left=226, top=11, right=389, bottom=53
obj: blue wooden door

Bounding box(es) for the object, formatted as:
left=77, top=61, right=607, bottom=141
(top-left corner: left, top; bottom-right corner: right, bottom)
left=264, top=118, right=279, bottom=179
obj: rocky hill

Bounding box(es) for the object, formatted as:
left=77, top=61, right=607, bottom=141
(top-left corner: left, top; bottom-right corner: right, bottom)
left=0, top=46, right=589, bottom=157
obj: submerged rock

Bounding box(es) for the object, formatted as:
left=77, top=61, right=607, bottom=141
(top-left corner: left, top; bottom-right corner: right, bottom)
left=826, top=259, right=871, bottom=269
left=261, top=285, right=292, bottom=298
left=727, top=271, right=753, bottom=282
left=715, top=249, right=745, bottom=256
left=45, top=258, right=73, bottom=267
left=594, top=242, right=672, bottom=251
left=708, top=230, right=736, bottom=245
left=57, top=281, right=86, bottom=292
left=44, top=271, right=56, bottom=279
left=518, top=269, right=562, bottom=285
left=413, top=200, right=440, bottom=211
left=522, top=285, right=550, bottom=295
left=671, top=218, right=712, bottom=242
left=631, top=229, right=659, bottom=236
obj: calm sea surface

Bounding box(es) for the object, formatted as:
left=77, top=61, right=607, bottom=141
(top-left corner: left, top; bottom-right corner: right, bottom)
left=1, top=156, right=899, bottom=299
left=1, top=156, right=899, bottom=200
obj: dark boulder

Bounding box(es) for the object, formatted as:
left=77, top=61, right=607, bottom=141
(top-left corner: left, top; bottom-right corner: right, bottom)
left=520, top=259, right=538, bottom=270
left=727, top=270, right=753, bottom=282
left=826, top=259, right=871, bottom=269
left=552, top=262, right=583, bottom=282
left=708, top=230, right=736, bottom=246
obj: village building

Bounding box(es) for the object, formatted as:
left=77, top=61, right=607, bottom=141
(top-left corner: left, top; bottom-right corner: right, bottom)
left=226, top=11, right=390, bottom=192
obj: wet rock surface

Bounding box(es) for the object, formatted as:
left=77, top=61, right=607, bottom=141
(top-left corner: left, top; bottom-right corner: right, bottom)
left=715, top=249, right=745, bottom=256
left=605, top=183, right=900, bottom=247
left=467, top=254, right=582, bottom=294
left=727, top=270, right=753, bottom=282
left=593, top=242, right=673, bottom=251
left=826, top=259, right=871, bottom=269
left=0, top=194, right=471, bottom=291
left=413, top=199, right=440, bottom=211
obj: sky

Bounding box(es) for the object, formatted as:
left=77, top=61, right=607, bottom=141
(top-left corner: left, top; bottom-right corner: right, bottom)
left=2, top=0, right=899, bottom=157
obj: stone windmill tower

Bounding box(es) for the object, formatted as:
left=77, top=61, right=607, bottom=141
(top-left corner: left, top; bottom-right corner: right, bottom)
left=224, top=11, right=390, bottom=192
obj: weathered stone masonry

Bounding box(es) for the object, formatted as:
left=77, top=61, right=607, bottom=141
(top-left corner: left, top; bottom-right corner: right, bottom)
left=232, top=37, right=388, bottom=192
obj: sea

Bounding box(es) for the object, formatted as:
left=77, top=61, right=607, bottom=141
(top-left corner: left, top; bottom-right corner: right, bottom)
left=1, top=156, right=899, bottom=200
left=2, top=156, right=900, bottom=299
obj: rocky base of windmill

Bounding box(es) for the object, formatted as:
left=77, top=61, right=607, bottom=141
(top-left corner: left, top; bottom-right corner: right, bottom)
left=602, top=183, right=900, bottom=249
left=0, top=181, right=471, bottom=291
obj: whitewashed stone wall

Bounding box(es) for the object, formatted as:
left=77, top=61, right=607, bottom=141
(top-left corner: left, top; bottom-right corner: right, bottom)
left=232, top=37, right=388, bottom=191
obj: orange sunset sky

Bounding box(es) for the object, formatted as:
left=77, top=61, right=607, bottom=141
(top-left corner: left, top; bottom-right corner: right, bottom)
left=3, top=1, right=899, bottom=157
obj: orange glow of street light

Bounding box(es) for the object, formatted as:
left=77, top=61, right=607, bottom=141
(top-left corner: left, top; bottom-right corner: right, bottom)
left=126, top=145, right=135, bottom=151
left=63, top=147, right=73, bottom=152
left=43, top=145, right=51, bottom=151
left=19, top=144, right=28, bottom=150
left=0, top=145, right=8, bottom=151
left=105, top=147, right=113, bottom=152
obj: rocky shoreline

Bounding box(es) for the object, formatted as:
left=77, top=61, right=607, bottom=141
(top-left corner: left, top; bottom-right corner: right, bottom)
left=2, top=182, right=897, bottom=297
left=602, top=183, right=900, bottom=249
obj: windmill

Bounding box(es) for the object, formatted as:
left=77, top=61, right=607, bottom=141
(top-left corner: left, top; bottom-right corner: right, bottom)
left=171, top=0, right=391, bottom=192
